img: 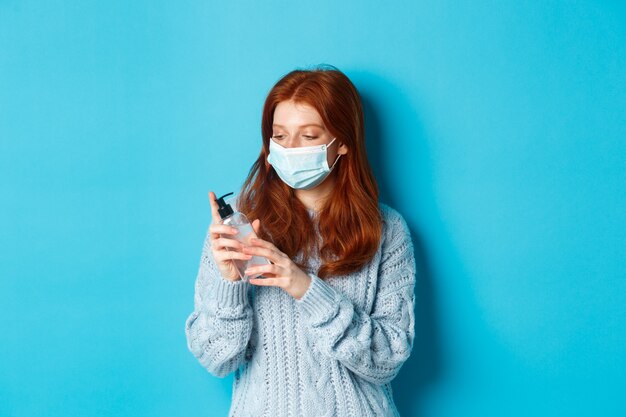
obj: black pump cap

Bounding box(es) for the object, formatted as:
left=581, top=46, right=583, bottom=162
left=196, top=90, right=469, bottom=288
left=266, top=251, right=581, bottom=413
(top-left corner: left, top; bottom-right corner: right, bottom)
left=216, top=192, right=234, bottom=219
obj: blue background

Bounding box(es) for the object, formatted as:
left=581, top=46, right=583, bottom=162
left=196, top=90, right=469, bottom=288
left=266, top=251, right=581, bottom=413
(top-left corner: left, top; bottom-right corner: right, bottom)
left=1, top=1, right=625, bottom=416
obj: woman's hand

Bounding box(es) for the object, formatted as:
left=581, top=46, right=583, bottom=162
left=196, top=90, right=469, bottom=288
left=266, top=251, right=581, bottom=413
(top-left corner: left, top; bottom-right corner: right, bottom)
left=243, top=232, right=312, bottom=300
left=207, top=191, right=260, bottom=282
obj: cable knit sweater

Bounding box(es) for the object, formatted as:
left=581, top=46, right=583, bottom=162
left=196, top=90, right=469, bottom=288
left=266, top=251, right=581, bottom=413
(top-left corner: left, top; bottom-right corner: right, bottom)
left=185, top=203, right=416, bottom=417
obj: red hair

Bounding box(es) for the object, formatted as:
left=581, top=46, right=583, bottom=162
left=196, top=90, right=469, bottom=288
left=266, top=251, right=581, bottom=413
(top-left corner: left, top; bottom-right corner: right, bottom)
left=238, top=66, right=382, bottom=278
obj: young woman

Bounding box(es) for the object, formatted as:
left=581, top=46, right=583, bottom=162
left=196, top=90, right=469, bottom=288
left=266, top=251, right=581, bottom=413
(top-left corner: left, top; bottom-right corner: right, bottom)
left=185, top=66, right=416, bottom=417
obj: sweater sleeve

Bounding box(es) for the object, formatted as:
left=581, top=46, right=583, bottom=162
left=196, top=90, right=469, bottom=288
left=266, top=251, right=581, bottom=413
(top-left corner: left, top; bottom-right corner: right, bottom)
left=295, top=210, right=416, bottom=385
left=184, top=226, right=254, bottom=377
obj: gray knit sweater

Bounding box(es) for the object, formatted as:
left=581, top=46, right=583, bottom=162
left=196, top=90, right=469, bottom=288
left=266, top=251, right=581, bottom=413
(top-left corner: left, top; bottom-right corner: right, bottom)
left=185, top=203, right=416, bottom=417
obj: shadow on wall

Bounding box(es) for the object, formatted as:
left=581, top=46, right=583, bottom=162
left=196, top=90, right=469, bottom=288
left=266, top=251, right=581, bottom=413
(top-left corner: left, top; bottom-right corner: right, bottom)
left=354, top=72, right=444, bottom=417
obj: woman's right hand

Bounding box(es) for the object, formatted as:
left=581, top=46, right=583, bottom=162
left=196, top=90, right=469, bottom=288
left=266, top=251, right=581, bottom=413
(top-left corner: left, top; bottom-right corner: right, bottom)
left=207, top=191, right=260, bottom=282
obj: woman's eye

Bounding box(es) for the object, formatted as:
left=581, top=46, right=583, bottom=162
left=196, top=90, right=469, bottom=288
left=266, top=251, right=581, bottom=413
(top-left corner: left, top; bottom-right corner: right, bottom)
left=272, top=135, right=285, bottom=140
left=303, top=135, right=318, bottom=140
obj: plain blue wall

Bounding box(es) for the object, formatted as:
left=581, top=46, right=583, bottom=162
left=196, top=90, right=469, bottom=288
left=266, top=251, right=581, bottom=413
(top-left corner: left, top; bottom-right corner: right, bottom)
left=1, top=1, right=624, bottom=416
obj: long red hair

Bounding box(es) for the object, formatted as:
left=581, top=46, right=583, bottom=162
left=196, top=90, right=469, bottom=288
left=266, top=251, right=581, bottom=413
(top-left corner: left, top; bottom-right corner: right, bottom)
left=238, top=66, right=382, bottom=278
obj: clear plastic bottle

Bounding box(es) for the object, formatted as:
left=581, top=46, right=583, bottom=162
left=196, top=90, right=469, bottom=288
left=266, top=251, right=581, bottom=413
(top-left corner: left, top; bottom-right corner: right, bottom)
left=216, top=192, right=271, bottom=281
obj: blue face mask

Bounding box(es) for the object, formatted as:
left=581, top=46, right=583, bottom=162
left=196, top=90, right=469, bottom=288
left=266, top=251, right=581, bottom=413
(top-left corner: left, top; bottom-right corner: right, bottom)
left=267, top=137, right=342, bottom=190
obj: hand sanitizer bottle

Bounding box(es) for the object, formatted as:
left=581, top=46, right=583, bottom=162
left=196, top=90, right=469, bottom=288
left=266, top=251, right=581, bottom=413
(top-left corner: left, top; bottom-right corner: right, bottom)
left=216, top=192, right=271, bottom=281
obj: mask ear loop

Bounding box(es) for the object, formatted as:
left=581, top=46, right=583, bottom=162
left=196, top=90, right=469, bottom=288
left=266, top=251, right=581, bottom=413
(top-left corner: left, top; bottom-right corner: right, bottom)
left=327, top=137, right=343, bottom=171
left=325, top=137, right=337, bottom=149
left=328, top=153, right=342, bottom=171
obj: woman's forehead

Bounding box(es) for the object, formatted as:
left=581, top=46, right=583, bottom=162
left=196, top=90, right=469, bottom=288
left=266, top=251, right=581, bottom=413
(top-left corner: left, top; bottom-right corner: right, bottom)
left=273, top=100, right=324, bottom=128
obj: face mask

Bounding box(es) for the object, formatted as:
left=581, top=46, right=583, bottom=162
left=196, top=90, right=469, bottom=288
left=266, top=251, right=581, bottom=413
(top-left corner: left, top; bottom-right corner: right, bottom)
left=267, top=137, right=342, bottom=190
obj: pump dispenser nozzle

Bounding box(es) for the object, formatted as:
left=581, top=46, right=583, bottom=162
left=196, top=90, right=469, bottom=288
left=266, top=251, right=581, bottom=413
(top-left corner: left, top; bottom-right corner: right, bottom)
left=216, top=192, right=235, bottom=219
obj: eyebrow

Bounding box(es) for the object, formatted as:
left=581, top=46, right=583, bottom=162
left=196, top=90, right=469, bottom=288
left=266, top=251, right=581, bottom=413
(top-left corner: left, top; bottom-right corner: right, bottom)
left=272, top=123, right=325, bottom=129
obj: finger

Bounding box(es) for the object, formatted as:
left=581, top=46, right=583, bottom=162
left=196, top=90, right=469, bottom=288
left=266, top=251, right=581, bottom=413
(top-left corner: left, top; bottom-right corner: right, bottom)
left=245, top=264, right=280, bottom=277
left=248, top=237, right=287, bottom=261
left=249, top=236, right=283, bottom=253
left=209, top=224, right=239, bottom=243
left=242, top=245, right=282, bottom=262
left=214, top=250, right=253, bottom=263
left=212, top=237, right=244, bottom=251
left=251, top=219, right=261, bottom=235
left=209, top=224, right=239, bottom=236
left=249, top=277, right=282, bottom=287
left=250, top=237, right=280, bottom=252
left=208, top=191, right=221, bottom=224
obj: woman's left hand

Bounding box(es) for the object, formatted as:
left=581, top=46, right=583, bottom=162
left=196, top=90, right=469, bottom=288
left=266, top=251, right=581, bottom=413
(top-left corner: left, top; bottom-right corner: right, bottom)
left=243, top=237, right=311, bottom=300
